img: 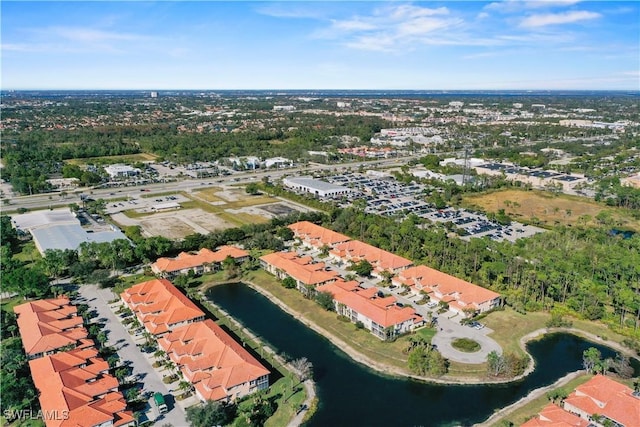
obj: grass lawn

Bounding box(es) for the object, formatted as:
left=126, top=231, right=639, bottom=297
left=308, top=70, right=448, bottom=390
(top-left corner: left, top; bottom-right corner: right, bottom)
left=12, top=241, right=41, bottom=266
left=452, top=338, right=481, bottom=352
left=462, top=189, right=640, bottom=231
left=482, top=309, right=550, bottom=356
left=241, top=270, right=412, bottom=369
left=498, top=374, right=594, bottom=426
left=1, top=295, right=26, bottom=314
left=482, top=308, right=630, bottom=358
left=65, top=153, right=157, bottom=165
left=114, top=273, right=156, bottom=293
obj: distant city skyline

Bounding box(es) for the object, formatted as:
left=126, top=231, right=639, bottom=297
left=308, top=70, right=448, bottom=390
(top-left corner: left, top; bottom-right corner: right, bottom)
left=2, top=1, right=639, bottom=90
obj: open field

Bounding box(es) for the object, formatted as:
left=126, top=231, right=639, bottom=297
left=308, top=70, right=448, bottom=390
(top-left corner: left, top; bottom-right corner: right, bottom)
left=112, top=208, right=234, bottom=239
left=65, top=152, right=158, bottom=165
left=462, top=189, right=640, bottom=231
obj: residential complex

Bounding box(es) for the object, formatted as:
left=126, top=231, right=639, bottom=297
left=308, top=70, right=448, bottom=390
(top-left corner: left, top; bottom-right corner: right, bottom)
left=14, top=297, right=91, bottom=359
left=123, top=276, right=270, bottom=403
left=288, top=221, right=351, bottom=249
left=330, top=240, right=413, bottom=278
left=393, top=265, right=501, bottom=315
left=260, top=251, right=339, bottom=291
left=523, top=375, right=640, bottom=427
left=317, top=280, right=424, bottom=340
left=29, top=347, right=135, bottom=427
left=120, top=278, right=205, bottom=336
left=151, top=245, right=249, bottom=278
left=14, top=298, right=135, bottom=427
left=157, top=319, right=269, bottom=402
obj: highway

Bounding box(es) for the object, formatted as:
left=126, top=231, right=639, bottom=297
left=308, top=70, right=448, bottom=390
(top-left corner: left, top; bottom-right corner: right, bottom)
left=2, top=156, right=415, bottom=213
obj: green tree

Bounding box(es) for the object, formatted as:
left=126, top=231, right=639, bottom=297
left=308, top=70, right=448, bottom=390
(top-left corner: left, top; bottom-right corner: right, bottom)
left=282, top=277, right=297, bottom=289
left=315, top=291, right=335, bottom=311
left=186, top=400, right=236, bottom=427
left=246, top=182, right=260, bottom=195
left=352, top=259, right=373, bottom=277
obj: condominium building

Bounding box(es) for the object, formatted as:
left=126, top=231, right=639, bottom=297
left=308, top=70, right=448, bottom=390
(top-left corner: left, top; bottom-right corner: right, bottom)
left=14, top=297, right=92, bottom=359
left=120, top=279, right=205, bottom=336
left=157, top=319, right=269, bottom=403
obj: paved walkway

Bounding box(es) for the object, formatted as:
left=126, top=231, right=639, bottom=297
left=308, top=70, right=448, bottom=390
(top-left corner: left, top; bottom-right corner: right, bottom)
left=286, top=379, right=316, bottom=427
left=77, top=285, right=190, bottom=427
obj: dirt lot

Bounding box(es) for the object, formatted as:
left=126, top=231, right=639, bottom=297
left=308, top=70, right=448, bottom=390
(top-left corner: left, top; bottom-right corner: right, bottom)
left=463, top=189, right=640, bottom=231
left=112, top=208, right=233, bottom=239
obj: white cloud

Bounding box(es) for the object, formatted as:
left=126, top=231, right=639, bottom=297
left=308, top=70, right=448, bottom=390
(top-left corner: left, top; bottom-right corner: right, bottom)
left=520, top=10, right=601, bottom=27
left=485, top=0, right=581, bottom=13
left=313, top=4, right=466, bottom=51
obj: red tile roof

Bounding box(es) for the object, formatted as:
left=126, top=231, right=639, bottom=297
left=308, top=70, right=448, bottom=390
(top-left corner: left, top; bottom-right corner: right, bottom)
left=14, top=297, right=89, bottom=357
left=28, top=347, right=134, bottom=427
left=260, top=251, right=339, bottom=285
left=564, top=375, right=640, bottom=427
left=288, top=221, right=351, bottom=248
left=331, top=240, right=413, bottom=273
left=152, top=246, right=249, bottom=274
left=394, top=265, right=500, bottom=309
left=317, top=281, right=422, bottom=328
left=521, top=403, right=589, bottom=427
left=157, top=319, right=269, bottom=402
left=121, top=279, right=205, bottom=335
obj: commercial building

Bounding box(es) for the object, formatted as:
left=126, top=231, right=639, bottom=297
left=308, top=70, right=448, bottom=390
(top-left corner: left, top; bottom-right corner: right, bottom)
left=11, top=208, right=128, bottom=255
left=393, top=265, right=501, bottom=316
left=104, top=164, right=140, bottom=179
left=157, top=319, right=269, bottom=403
left=29, top=347, right=135, bottom=427
left=317, top=280, right=423, bottom=340
left=283, top=177, right=352, bottom=198
left=151, top=246, right=249, bottom=278
left=14, top=297, right=91, bottom=359
left=120, top=279, right=205, bottom=336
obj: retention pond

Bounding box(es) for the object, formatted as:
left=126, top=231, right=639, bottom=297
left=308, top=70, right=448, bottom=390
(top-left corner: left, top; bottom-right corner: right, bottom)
left=207, top=283, right=624, bottom=426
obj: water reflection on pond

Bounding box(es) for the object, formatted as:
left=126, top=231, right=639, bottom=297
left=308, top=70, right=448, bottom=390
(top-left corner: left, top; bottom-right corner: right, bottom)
left=207, top=284, right=628, bottom=427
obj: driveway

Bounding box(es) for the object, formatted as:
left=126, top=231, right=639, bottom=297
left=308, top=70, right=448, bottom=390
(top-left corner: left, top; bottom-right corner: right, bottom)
left=77, top=284, right=190, bottom=427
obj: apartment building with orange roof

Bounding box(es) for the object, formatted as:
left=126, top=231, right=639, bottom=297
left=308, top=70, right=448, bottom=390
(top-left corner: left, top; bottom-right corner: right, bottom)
left=120, top=278, right=205, bottom=336
left=330, top=240, right=413, bottom=278
left=563, top=375, right=640, bottom=427
left=28, top=347, right=135, bottom=427
left=14, top=297, right=92, bottom=359
left=157, top=319, right=269, bottom=403
left=521, top=403, right=589, bottom=427
left=288, top=221, right=351, bottom=249
left=317, top=280, right=424, bottom=340
left=151, top=245, right=249, bottom=278
left=260, top=251, right=339, bottom=292
left=392, top=265, right=501, bottom=317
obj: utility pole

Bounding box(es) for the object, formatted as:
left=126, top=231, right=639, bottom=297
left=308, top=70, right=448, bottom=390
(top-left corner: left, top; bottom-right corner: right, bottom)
left=462, top=144, right=472, bottom=186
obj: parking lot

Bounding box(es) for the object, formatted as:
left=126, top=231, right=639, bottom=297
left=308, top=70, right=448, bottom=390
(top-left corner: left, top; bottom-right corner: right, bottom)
left=296, top=172, right=544, bottom=243
left=76, top=285, right=192, bottom=426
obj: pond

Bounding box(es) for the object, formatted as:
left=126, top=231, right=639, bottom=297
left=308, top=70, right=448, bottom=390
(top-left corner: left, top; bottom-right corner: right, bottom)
left=206, top=283, right=631, bottom=427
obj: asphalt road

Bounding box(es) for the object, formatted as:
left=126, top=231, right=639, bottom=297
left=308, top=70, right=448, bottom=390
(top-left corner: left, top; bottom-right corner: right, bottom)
left=77, top=284, right=189, bottom=427
left=2, top=156, right=420, bottom=212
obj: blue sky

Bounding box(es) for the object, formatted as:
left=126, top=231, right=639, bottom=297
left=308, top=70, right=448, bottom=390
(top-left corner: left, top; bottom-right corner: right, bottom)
left=2, top=1, right=639, bottom=90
